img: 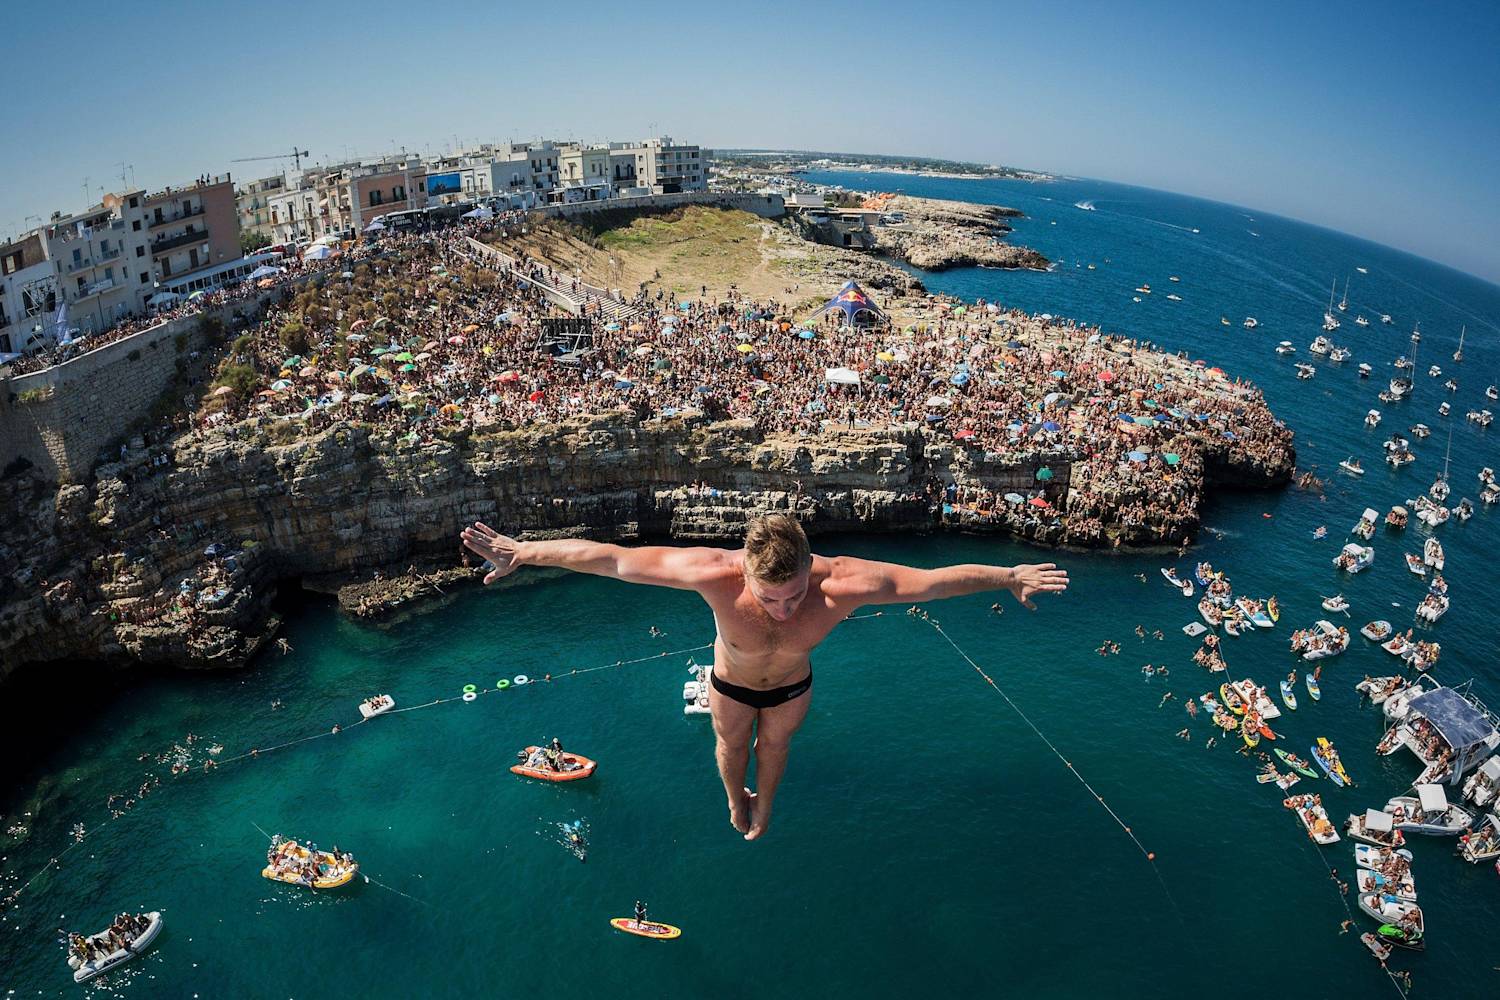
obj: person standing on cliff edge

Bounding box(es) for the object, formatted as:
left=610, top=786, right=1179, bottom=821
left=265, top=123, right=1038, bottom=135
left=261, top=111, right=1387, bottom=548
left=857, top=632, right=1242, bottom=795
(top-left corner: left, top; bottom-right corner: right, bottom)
left=460, top=514, right=1068, bottom=840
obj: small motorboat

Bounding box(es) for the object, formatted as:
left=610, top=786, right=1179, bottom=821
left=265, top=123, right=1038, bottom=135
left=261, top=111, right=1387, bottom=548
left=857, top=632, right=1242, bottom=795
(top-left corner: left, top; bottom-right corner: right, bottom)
left=1221, top=316, right=1231, bottom=326
left=1381, top=313, right=1393, bottom=324
left=683, top=663, right=711, bottom=716
left=1275, top=748, right=1319, bottom=778
left=1423, top=537, right=1444, bottom=570
left=1405, top=552, right=1427, bottom=577
left=262, top=838, right=359, bottom=889
left=1284, top=794, right=1339, bottom=844
left=1332, top=543, right=1373, bottom=573
left=1428, top=365, right=1442, bottom=377
left=1364, top=409, right=1380, bottom=427
left=1359, top=620, right=1392, bottom=642
left=1468, top=408, right=1494, bottom=426
left=1244, top=316, right=1258, bottom=328
left=1463, top=757, right=1500, bottom=808
left=512, top=746, right=598, bottom=782
left=1355, top=315, right=1370, bottom=328
left=1313, top=737, right=1352, bottom=786
left=1444, top=379, right=1458, bottom=392
left=1346, top=809, right=1406, bottom=848
left=358, top=694, right=395, bottom=719
left=1385, top=505, right=1407, bottom=529
left=1135, top=284, right=1151, bottom=294
left=1338, top=457, right=1363, bottom=476
left=1355, top=868, right=1416, bottom=902
left=1320, top=594, right=1349, bottom=614
left=1415, top=592, right=1449, bottom=623
left=1357, top=362, right=1372, bottom=377
left=1165, top=293, right=1182, bottom=301
left=1385, top=785, right=1473, bottom=835
left=1359, top=895, right=1425, bottom=951
left=1309, top=335, right=1331, bottom=355
left=1459, top=811, right=1500, bottom=862
left=1488, top=385, right=1499, bottom=401
left=1275, top=341, right=1295, bottom=355
left=1410, top=423, right=1431, bottom=438
left=68, top=912, right=163, bottom=984
left=1330, top=346, right=1352, bottom=363
left=1295, top=363, right=1316, bottom=380
left=1438, top=401, right=1450, bottom=417
left=1278, top=678, right=1298, bottom=711
left=1354, top=844, right=1412, bottom=870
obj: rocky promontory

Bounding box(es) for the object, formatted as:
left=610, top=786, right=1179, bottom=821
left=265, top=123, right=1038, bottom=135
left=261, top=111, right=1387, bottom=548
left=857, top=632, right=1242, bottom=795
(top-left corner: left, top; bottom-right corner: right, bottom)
left=866, top=195, right=1049, bottom=271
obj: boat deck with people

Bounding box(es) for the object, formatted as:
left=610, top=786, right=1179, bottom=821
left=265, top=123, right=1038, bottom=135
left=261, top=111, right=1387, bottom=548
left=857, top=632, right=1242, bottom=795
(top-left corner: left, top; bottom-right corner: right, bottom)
left=67, top=912, right=162, bottom=984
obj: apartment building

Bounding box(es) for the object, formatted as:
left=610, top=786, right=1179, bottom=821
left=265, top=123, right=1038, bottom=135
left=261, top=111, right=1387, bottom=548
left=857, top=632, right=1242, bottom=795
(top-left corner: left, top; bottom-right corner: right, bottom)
left=235, top=174, right=286, bottom=246
left=139, top=176, right=242, bottom=289
left=610, top=138, right=708, bottom=194
left=0, top=233, right=56, bottom=356
left=557, top=145, right=612, bottom=202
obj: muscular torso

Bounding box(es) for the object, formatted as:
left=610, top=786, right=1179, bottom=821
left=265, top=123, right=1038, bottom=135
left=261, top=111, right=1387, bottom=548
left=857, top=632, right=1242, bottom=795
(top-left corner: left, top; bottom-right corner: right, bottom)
left=703, top=556, right=853, bottom=689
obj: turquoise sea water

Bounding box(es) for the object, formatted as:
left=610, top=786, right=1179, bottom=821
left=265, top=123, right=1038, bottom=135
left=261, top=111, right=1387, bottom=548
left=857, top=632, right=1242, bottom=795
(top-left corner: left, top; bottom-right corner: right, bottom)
left=4, top=173, right=1500, bottom=997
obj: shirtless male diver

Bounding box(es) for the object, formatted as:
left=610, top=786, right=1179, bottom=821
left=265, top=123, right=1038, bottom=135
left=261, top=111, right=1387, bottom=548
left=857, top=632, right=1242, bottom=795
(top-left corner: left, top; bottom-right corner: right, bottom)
left=460, top=514, right=1068, bottom=840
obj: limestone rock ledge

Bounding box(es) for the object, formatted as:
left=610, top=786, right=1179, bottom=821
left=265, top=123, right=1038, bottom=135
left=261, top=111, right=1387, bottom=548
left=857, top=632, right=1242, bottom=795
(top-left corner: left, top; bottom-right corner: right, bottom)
left=0, top=410, right=1285, bottom=679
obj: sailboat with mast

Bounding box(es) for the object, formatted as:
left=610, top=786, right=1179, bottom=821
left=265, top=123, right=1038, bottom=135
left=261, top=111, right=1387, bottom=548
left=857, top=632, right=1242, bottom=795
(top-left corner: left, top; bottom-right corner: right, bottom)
left=1323, top=281, right=1341, bottom=332
left=1338, top=277, right=1349, bottom=312
left=1429, top=429, right=1453, bottom=503
left=1391, top=335, right=1416, bottom=398
left=1453, top=325, right=1465, bottom=363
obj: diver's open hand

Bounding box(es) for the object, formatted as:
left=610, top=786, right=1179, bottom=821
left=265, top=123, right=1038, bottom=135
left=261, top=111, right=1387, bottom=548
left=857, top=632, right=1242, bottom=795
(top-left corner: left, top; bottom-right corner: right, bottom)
left=460, top=522, right=521, bottom=584
left=1009, top=563, right=1069, bottom=610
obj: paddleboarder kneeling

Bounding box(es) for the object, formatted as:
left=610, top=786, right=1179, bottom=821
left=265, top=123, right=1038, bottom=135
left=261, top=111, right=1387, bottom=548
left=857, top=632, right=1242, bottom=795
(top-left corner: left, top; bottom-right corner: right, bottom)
left=461, top=514, right=1068, bottom=840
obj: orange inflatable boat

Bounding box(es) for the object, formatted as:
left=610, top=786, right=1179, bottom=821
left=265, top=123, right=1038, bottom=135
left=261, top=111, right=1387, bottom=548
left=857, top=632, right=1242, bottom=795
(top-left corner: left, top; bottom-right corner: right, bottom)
left=511, top=746, right=597, bottom=782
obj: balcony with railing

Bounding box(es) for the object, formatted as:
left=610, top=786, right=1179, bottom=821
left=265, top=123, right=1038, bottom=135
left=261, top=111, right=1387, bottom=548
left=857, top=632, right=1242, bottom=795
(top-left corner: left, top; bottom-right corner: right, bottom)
left=65, top=256, right=94, bottom=274
left=75, top=277, right=116, bottom=301
left=149, top=203, right=204, bottom=230
left=151, top=230, right=209, bottom=255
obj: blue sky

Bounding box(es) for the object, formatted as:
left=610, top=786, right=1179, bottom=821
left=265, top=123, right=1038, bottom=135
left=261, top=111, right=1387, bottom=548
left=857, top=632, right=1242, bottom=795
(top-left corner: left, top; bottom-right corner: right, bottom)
left=6, top=0, right=1499, bottom=281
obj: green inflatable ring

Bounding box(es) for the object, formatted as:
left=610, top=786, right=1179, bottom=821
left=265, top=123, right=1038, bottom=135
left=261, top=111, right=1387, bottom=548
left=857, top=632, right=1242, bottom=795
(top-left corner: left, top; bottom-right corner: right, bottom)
left=496, top=679, right=511, bottom=690
left=462, top=684, right=477, bottom=694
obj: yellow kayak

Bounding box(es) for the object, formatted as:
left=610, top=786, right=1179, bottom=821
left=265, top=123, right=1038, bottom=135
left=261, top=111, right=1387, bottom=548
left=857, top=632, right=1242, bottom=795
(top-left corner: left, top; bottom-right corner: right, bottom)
left=610, top=917, right=681, bottom=939
left=261, top=840, right=358, bottom=889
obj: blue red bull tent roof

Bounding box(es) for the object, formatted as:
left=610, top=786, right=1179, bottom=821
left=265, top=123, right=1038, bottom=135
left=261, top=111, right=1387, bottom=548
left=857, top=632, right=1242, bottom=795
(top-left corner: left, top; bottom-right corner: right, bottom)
left=1409, top=688, right=1496, bottom=750
left=806, top=281, right=885, bottom=325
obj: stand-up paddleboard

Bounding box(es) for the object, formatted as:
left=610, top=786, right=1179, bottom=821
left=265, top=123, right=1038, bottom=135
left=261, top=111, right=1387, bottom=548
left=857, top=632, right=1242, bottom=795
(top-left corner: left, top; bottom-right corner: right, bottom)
left=610, top=918, right=681, bottom=939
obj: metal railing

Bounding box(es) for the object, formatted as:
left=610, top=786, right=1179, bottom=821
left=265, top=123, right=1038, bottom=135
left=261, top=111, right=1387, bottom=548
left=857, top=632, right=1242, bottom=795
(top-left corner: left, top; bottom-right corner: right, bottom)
left=151, top=230, right=209, bottom=254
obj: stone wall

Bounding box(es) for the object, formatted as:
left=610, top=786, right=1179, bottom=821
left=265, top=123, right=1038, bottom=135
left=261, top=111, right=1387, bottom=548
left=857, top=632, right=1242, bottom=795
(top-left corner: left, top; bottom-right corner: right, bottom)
left=0, top=291, right=277, bottom=484
left=541, top=191, right=784, bottom=223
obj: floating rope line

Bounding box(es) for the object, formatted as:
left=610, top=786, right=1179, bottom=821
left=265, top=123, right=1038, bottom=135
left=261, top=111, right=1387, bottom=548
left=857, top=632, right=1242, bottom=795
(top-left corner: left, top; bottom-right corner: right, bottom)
left=3, top=614, right=887, bottom=913
left=910, top=607, right=1195, bottom=931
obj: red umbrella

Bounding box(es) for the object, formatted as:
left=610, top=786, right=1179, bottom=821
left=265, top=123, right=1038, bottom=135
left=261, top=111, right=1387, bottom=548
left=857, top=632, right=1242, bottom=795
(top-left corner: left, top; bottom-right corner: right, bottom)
left=1028, top=497, right=1051, bottom=508
left=1097, top=371, right=1115, bottom=382
left=954, top=429, right=976, bottom=440
left=527, top=390, right=544, bottom=402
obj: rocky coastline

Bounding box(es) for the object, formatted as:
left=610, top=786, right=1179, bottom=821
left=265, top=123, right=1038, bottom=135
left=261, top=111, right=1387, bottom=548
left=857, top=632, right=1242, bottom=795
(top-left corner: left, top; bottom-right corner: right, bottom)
left=0, top=409, right=1290, bottom=682
left=864, top=195, right=1049, bottom=271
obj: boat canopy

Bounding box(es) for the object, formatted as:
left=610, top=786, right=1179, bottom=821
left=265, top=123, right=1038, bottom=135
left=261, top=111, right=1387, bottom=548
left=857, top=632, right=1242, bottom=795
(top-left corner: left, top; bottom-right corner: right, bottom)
left=1479, top=757, right=1500, bottom=783
left=1408, top=688, right=1498, bottom=750
left=1391, top=505, right=1408, bottom=515
left=1416, top=783, right=1449, bottom=813
left=1364, top=809, right=1394, bottom=833
left=1340, top=543, right=1367, bottom=557
left=1314, top=619, right=1340, bottom=636
left=1361, top=508, right=1380, bottom=522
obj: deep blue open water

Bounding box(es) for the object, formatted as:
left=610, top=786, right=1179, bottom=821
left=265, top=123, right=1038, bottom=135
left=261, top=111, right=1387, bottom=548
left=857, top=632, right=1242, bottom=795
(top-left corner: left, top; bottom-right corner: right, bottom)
left=3, top=172, right=1498, bottom=997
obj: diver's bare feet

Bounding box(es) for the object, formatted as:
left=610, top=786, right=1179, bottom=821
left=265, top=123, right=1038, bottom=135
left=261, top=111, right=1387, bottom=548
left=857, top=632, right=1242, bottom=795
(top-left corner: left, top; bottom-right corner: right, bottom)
left=728, top=787, right=753, bottom=834
left=745, top=792, right=771, bottom=841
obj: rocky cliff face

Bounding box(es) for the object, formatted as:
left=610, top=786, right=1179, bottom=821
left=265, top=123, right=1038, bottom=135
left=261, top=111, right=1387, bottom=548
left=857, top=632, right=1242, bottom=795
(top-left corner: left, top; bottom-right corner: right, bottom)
left=871, top=195, right=1050, bottom=271
left=0, top=411, right=1285, bottom=680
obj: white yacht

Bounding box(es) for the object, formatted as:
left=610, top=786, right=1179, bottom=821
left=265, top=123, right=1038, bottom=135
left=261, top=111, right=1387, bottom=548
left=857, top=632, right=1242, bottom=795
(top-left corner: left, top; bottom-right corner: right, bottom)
left=1337, top=277, right=1350, bottom=312
left=1380, top=313, right=1394, bottom=324
left=1487, top=385, right=1498, bottom=401
left=1463, top=757, right=1500, bottom=809
left=1453, top=325, right=1465, bottom=362
left=1365, top=409, right=1381, bottom=428
left=1410, top=322, right=1421, bottom=343
left=1295, top=363, right=1316, bottom=380
left=1438, top=401, right=1450, bottom=417
left=1243, top=316, right=1258, bottom=329
left=1410, top=423, right=1431, bottom=438
left=1428, top=365, right=1442, bottom=377
left=1275, top=340, right=1295, bottom=355
left=1385, top=786, right=1473, bottom=836
left=1468, top=408, right=1493, bottom=426
left=1357, top=363, right=1372, bottom=377
left=1355, top=314, right=1370, bottom=327
left=1330, top=346, right=1351, bottom=362
left=1309, top=336, right=1331, bottom=355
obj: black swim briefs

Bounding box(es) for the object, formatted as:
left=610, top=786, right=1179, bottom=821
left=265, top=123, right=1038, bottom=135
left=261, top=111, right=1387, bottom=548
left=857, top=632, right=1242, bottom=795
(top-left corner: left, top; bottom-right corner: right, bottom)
left=710, top=668, right=812, bottom=710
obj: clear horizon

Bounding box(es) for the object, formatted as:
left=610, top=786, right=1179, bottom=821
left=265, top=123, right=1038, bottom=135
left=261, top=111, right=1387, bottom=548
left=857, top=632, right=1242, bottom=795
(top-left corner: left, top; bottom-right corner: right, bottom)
left=5, top=0, right=1498, bottom=284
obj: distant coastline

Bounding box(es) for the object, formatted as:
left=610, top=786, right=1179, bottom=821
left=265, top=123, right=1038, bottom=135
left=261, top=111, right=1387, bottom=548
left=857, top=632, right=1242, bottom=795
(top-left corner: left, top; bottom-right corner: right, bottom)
left=713, top=148, right=1052, bottom=183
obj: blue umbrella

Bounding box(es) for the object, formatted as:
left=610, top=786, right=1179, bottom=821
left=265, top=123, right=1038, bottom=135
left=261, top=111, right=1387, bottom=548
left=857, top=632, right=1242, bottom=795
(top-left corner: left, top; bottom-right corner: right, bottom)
left=679, top=301, right=693, bottom=311
left=1041, top=420, right=1061, bottom=431
left=799, top=330, right=816, bottom=340
left=615, top=379, right=634, bottom=389
left=1051, top=370, right=1067, bottom=378
left=605, top=322, right=621, bottom=331
left=1117, top=413, right=1135, bottom=423
left=1128, top=451, right=1148, bottom=462
left=695, top=385, right=712, bottom=394
left=950, top=372, right=970, bottom=386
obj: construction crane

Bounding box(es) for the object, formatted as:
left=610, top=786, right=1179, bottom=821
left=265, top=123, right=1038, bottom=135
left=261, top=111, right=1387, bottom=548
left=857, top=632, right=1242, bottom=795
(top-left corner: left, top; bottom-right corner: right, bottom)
left=232, top=147, right=310, bottom=170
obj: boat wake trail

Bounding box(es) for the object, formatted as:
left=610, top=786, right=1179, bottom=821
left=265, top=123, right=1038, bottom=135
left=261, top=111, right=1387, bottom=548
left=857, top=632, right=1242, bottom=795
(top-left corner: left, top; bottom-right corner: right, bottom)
left=1073, top=200, right=1096, bottom=211
left=1139, top=216, right=1200, bottom=234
